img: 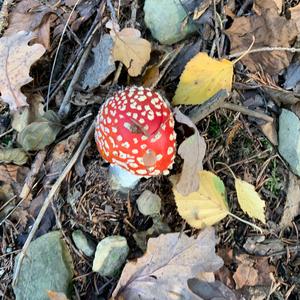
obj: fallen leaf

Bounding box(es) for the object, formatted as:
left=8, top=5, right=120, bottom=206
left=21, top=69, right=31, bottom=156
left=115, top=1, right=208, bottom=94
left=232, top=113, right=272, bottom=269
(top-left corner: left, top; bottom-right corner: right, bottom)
left=259, top=121, right=278, bottom=146
left=11, top=93, right=44, bottom=132
left=226, top=0, right=298, bottom=75
left=235, top=178, right=266, bottom=223
left=80, top=34, right=116, bottom=90
left=188, top=279, right=237, bottom=300
left=262, top=86, right=300, bottom=106
left=0, top=31, right=45, bottom=111
left=174, top=171, right=229, bottom=229
left=111, top=28, right=151, bottom=77
left=174, top=108, right=207, bottom=195
left=47, top=290, right=69, bottom=300
left=142, top=65, right=160, bottom=87
left=280, top=172, right=300, bottom=228
left=112, top=227, right=223, bottom=300
left=289, top=3, right=300, bottom=32
left=173, top=52, right=233, bottom=105
left=0, top=148, right=28, bottom=165
left=253, top=0, right=283, bottom=14
left=233, top=255, right=258, bottom=289
left=0, top=164, right=29, bottom=185
left=44, top=133, right=80, bottom=185
left=4, top=0, right=56, bottom=49
left=17, top=110, right=62, bottom=151
left=284, top=62, right=300, bottom=91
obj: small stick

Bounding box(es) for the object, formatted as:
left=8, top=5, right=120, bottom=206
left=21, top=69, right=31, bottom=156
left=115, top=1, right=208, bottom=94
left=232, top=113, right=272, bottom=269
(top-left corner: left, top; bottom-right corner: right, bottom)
left=0, top=128, right=13, bottom=138
left=46, top=0, right=82, bottom=109
left=150, top=44, right=185, bottom=89
left=20, top=150, right=47, bottom=200
left=63, top=112, right=93, bottom=130
left=12, top=121, right=95, bottom=286
left=220, top=102, right=273, bottom=123
left=229, top=46, right=300, bottom=59
left=58, top=41, right=94, bottom=118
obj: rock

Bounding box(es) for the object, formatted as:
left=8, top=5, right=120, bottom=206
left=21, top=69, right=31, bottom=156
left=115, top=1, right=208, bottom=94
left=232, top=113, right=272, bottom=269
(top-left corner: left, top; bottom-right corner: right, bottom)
left=136, top=190, right=161, bottom=216
left=72, top=230, right=96, bottom=257
left=144, top=0, right=197, bottom=45
left=13, top=231, right=73, bottom=300
left=80, top=34, right=116, bottom=90
left=92, top=236, right=129, bottom=277
left=278, top=109, right=300, bottom=176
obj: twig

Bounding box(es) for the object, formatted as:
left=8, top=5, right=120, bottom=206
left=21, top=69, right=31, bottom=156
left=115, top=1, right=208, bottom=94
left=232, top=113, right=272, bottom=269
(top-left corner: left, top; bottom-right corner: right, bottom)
left=0, top=0, right=13, bottom=35
left=46, top=0, right=82, bottom=110
left=112, top=62, right=123, bottom=85
left=58, top=41, right=94, bottom=118
left=63, top=112, right=93, bottom=130
left=229, top=47, right=300, bottom=59
left=48, top=13, right=106, bottom=102
left=220, top=102, right=273, bottom=122
left=0, top=128, right=13, bottom=138
left=20, top=150, right=47, bottom=200
left=12, top=121, right=95, bottom=287
left=212, top=0, right=220, bottom=58
left=150, top=44, right=185, bottom=90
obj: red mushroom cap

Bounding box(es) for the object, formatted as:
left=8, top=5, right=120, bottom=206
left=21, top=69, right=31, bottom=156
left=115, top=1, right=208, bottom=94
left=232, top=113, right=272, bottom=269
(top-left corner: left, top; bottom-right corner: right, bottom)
left=95, top=86, right=176, bottom=176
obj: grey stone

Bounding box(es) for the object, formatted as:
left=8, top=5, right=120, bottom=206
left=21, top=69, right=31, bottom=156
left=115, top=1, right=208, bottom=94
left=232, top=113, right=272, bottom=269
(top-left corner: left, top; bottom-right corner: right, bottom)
left=13, top=231, right=73, bottom=300
left=72, top=230, right=96, bottom=257
left=80, top=34, right=116, bottom=90
left=144, top=0, right=197, bottom=45
left=278, top=109, right=300, bottom=176
left=136, top=190, right=161, bottom=216
left=92, top=236, right=129, bottom=277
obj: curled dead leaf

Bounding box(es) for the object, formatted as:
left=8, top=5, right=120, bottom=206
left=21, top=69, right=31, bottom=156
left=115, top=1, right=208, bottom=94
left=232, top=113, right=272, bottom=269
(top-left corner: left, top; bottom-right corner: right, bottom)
left=111, top=28, right=151, bottom=77
left=0, top=31, right=45, bottom=111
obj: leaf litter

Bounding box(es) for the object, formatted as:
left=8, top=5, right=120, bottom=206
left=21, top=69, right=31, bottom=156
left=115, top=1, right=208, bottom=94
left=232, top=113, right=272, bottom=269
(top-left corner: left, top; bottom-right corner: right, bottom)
left=0, top=0, right=300, bottom=299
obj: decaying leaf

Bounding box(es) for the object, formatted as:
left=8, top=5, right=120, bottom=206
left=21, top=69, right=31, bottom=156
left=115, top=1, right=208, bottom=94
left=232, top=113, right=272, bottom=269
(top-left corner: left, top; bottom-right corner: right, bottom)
left=111, top=28, right=151, bottom=77
left=11, top=93, right=44, bottom=132
left=4, top=0, right=56, bottom=49
left=173, top=52, right=233, bottom=105
left=280, top=172, right=300, bottom=228
left=235, top=178, right=266, bottom=223
left=0, top=31, right=45, bottom=111
left=80, top=34, right=116, bottom=90
left=113, top=227, right=223, bottom=300
left=174, top=171, right=229, bottom=229
left=289, top=3, right=300, bottom=32
left=226, top=0, right=298, bottom=75
left=18, top=110, right=62, bottom=151
left=174, top=108, right=206, bottom=195
left=142, top=65, right=160, bottom=88
left=0, top=148, right=28, bottom=165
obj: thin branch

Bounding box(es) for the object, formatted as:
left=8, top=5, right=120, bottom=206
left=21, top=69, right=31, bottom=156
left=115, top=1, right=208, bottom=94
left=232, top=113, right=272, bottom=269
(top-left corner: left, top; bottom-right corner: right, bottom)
left=220, top=102, right=273, bottom=123
left=229, top=47, right=300, bottom=59
left=12, top=121, right=95, bottom=287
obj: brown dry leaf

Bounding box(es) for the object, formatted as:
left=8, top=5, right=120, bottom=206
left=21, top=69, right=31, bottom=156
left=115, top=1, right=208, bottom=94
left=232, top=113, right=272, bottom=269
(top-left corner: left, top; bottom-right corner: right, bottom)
left=112, top=227, right=223, bottom=300
left=174, top=108, right=206, bottom=196
left=142, top=65, right=160, bottom=87
left=4, top=0, right=56, bottom=49
left=111, top=28, right=151, bottom=77
left=0, top=31, right=45, bottom=111
left=226, top=0, right=298, bottom=75
left=280, top=172, right=300, bottom=228
left=289, top=3, right=300, bottom=32
left=259, top=121, right=278, bottom=146
left=233, top=255, right=258, bottom=289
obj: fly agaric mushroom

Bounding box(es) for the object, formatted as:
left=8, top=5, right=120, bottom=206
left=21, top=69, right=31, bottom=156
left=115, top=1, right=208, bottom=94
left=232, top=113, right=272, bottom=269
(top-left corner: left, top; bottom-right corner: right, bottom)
left=95, top=86, right=176, bottom=191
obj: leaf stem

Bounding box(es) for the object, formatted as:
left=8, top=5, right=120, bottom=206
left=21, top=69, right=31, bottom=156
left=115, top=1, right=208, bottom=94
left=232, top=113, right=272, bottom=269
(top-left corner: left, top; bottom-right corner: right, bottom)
left=216, top=162, right=236, bottom=179
left=228, top=211, right=263, bottom=233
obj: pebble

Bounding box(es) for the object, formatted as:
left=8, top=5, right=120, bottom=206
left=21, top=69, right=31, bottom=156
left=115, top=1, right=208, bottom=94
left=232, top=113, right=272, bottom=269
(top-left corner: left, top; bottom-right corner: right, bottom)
left=136, top=190, right=161, bottom=216
left=92, top=236, right=129, bottom=277
left=72, top=230, right=96, bottom=257
left=13, top=231, right=73, bottom=300
left=144, top=0, right=197, bottom=45
left=278, top=109, right=300, bottom=176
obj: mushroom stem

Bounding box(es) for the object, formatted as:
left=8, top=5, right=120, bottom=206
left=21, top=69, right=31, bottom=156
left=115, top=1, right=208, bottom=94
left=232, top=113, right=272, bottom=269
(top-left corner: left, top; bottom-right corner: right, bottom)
left=109, top=165, right=142, bottom=192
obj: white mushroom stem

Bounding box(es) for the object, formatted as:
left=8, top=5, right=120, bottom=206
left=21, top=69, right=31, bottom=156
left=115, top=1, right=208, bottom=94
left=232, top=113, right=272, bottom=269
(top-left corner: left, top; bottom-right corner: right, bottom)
left=109, top=165, right=142, bottom=192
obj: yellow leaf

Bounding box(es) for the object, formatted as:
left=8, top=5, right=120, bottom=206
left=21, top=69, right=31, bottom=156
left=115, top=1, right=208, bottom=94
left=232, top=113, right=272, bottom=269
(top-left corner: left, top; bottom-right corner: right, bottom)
left=112, top=28, right=151, bottom=77
left=174, top=171, right=229, bottom=228
left=173, top=52, right=233, bottom=105
left=235, top=178, right=266, bottom=223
